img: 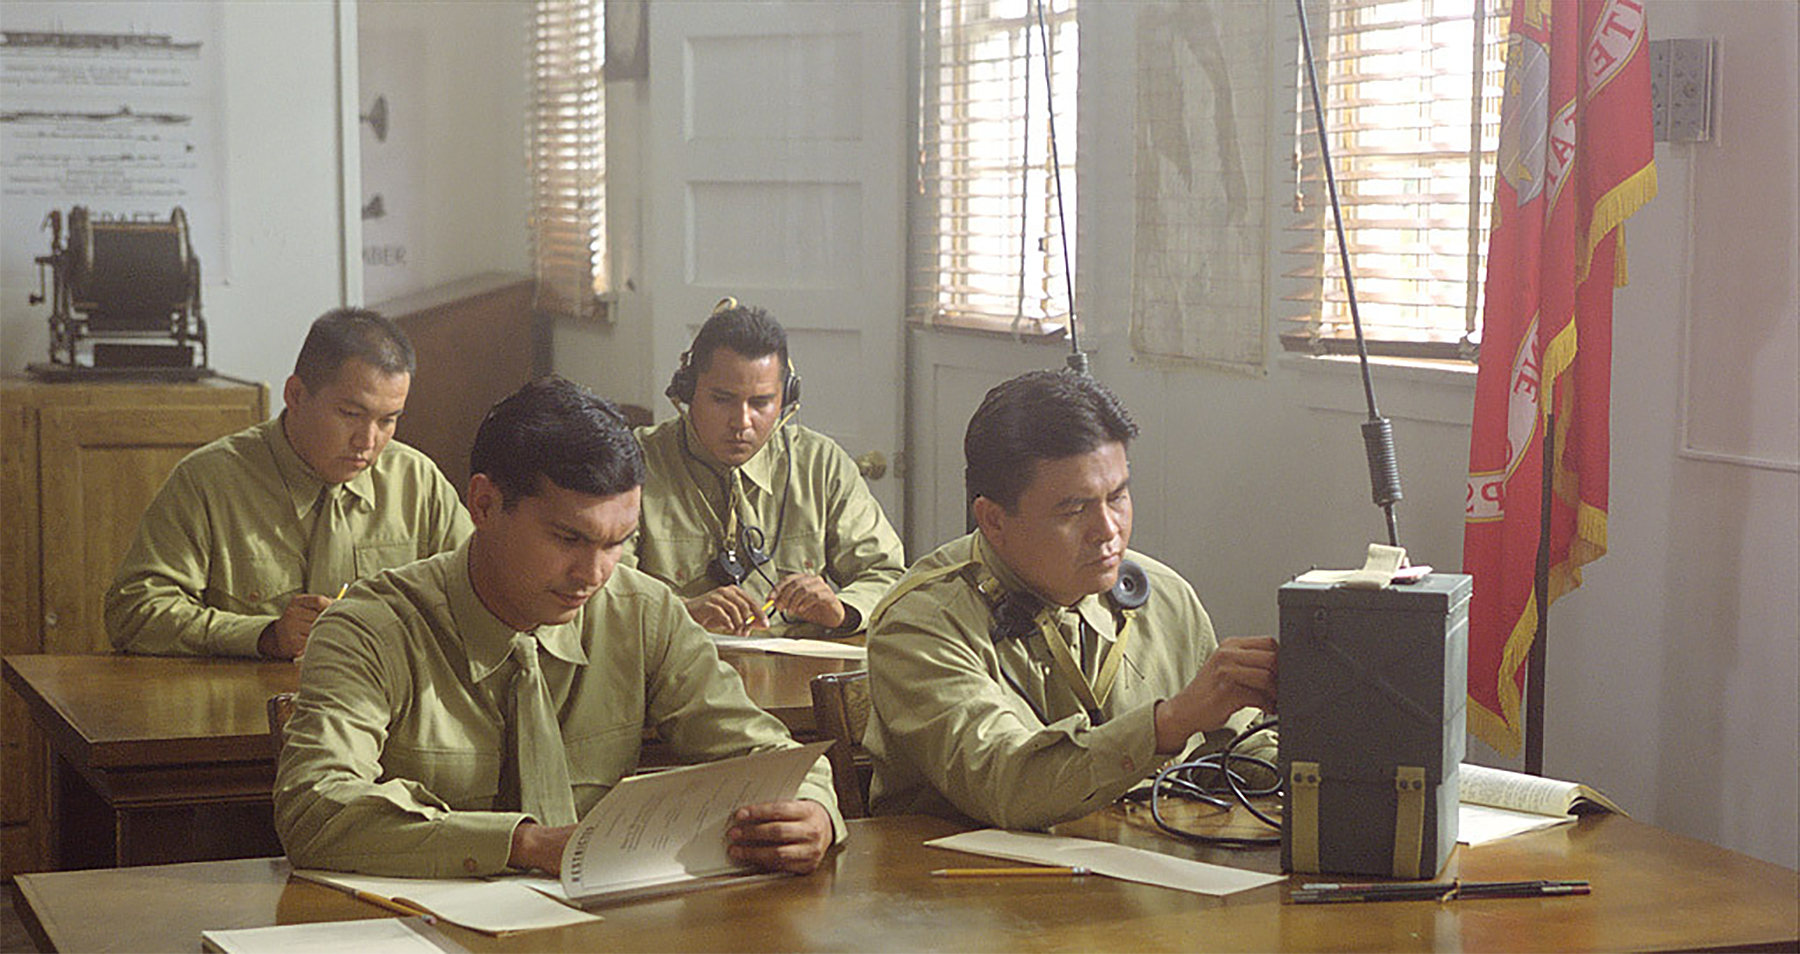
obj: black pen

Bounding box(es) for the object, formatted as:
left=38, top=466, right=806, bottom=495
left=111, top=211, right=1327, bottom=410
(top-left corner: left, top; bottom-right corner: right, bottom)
left=1291, top=879, right=1590, bottom=904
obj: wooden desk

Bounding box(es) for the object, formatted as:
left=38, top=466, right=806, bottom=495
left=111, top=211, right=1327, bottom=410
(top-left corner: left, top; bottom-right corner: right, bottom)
left=16, top=809, right=1798, bottom=953
left=2, top=648, right=858, bottom=870
left=2, top=655, right=296, bottom=870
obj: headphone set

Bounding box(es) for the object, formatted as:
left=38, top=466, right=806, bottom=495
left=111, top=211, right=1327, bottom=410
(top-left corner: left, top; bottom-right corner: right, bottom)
left=665, top=297, right=802, bottom=590
left=978, top=559, right=1152, bottom=726
left=664, top=297, right=802, bottom=414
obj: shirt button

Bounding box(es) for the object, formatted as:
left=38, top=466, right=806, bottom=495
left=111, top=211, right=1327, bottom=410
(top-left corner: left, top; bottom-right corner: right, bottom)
left=1121, top=756, right=1136, bottom=773
left=463, top=857, right=479, bottom=873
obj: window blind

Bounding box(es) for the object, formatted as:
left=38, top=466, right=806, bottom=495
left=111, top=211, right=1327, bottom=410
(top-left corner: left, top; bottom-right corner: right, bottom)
left=911, top=0, right=1077, bottom=335
left=1283, top=0, right=1507, bottom=360
left=528, top=0, right=607, bottom=322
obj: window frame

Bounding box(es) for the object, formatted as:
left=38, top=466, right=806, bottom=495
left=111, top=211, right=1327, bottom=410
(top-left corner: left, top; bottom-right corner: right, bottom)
left=1282, top=0, right=1509, bottom=363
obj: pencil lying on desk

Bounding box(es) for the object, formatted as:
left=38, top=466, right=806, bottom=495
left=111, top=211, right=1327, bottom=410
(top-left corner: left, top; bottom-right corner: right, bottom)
left=346, top=887, right=436, bottom=921
left=930, top=866, right=1091, bottom=878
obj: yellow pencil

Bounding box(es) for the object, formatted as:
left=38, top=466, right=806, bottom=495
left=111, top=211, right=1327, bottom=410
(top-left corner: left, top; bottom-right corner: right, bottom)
left=349, top=887, right=436, bottom=922
left=334, top=583, right=349, bottom=600
left=930, top=866, right=1091, bottom=878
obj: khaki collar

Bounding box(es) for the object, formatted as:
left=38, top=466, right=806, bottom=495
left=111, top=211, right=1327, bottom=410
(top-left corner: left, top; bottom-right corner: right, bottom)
left=450, top=537, right=589, bottom=684
left=265, top=412, right=376, bottom=517
left=973, top=531, right=1116, bottom=637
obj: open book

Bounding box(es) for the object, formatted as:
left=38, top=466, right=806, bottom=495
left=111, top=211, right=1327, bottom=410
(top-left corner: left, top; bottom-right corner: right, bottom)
left=293, top=740, right=832, bottom=931
left=549, top=739, right=833, bottom=906
left=1457, top=762, right=1625, bottom=845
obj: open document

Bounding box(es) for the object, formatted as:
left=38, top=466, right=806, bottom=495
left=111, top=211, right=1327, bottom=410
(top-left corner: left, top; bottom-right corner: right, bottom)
left=1457, top=762, right=1626, bottom=845
left=292, top=742, right=832, bottom=929
left=925, top=829, right=1284, bottom=897
left=547, top=740, right=834, bottom=906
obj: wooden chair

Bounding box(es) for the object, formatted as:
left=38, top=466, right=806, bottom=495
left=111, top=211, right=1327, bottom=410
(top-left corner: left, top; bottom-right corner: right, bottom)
left=266, top=692, right=296, bottom=748
left=810, top=670, right=873, bottom=819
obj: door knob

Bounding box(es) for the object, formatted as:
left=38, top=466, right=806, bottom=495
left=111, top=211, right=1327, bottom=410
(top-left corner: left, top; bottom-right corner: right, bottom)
left=855, top=451, right=888, bottom=480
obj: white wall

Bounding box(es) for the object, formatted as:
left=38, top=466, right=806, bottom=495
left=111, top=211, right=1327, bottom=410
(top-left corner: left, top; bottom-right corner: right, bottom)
left=357, top=0, right=531, bottom=303
left=0, top=3, right=345, bottom=399
left=913, top=0, right=1798, bottom=868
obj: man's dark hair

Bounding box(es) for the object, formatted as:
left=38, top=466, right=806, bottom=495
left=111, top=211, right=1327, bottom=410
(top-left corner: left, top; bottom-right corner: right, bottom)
left=965, top=370, right=1140, bottom=511
left=471, top=376, right=645, bottom=507
left=292, top=308, right=415, bottom=390
left=689, top=303, right=788, bottom=375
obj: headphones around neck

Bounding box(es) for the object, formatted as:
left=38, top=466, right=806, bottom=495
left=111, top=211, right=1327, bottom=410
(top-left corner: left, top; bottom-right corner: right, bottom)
left=983, top=559, right=1151, bottom=644
left=665, top=297, right=802, bottom=413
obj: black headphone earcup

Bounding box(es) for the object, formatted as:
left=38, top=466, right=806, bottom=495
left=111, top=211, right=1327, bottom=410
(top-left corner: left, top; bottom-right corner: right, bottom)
left=784, top=371, right=801, bottom=409
left=1109, top=560, right=1151, bottom=610
left=667, top=352, right=697, bottom=406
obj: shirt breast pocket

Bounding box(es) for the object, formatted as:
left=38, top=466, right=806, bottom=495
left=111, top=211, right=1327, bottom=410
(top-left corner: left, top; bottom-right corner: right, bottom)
left=565, top=721, right=647, bottom=807
left=354, top=540, right=419, bottom=578
left=382, top=743, right=503, bottom=810
left=208, top=544, right=300, bottom=614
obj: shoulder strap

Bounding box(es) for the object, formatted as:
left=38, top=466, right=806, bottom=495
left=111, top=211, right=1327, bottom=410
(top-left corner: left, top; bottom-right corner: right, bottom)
left=868, top=558, right=976, bottom=627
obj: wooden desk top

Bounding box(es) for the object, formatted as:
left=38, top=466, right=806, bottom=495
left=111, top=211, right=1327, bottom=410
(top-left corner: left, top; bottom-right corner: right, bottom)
left=17, top=808, right=1798, bottom=953
left=2, top=647, right=856, bottom=767
left=3, top=654, right=296, bottom=768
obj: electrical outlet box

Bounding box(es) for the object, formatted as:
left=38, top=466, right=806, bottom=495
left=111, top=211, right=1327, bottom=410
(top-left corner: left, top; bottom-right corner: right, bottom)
left=1650, top=38, right=1714, bottom=143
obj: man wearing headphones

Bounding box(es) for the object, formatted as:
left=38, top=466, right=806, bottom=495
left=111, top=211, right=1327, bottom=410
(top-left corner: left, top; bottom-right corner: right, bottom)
left=863, top=370, right=1278, bottom=829
left=627, top=301, right=904, bottom=638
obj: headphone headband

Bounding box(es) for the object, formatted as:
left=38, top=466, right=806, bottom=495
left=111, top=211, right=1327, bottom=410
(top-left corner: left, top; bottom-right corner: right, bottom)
left=665, top=297, right=801, bottom=411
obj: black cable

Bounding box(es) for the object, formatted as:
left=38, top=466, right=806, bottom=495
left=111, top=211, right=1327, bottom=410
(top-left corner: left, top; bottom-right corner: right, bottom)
left=1294, top=0, right=1402, bottom=547
left=1127, top=717, right=1282, bottom=846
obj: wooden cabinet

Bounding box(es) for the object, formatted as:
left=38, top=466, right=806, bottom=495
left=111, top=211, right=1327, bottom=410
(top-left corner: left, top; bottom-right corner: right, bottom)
left=1, top=377, right=267, bottom=876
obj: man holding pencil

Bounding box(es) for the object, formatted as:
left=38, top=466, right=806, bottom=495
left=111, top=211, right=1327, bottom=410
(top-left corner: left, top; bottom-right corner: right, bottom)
left=625, top=300, right=903, bottom=638
left=106, top=308, right=470, bottom=659
left=274, top=377, right=842, bottom=878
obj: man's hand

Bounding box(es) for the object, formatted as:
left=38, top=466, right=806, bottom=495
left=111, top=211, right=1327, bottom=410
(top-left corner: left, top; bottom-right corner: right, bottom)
left=684, top=586, right=770, bottom=635
left=726, top=799, right=835, bottom=874
left=508, top=821, right=577, bottom=875
left=258, top=593, right=333, bottom=660
left=1153, top=636, right=1278, bottom=753
left=769, top=573, right=846, bottom=630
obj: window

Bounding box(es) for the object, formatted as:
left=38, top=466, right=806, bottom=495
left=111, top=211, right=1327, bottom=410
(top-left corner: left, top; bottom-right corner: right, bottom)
left=1283, top=0, right=1508, bottom=360
left=911, top=0, right=1077, bottom=336
left=528, top=0, right=607, bottom=321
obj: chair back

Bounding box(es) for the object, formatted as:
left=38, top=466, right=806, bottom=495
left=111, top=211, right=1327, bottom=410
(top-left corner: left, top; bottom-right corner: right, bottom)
left=809, top=670, right=872, bottom=819
left=266, top=692, right=297, bottom=750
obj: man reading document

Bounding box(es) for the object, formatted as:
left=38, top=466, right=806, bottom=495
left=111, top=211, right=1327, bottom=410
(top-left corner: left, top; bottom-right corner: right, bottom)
left=274, top=377, right=841, bottom=877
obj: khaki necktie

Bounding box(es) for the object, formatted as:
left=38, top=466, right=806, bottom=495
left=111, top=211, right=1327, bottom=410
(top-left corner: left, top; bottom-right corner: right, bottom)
left=509, top=634, right=578, bottom=827
left=304, top=485, right=356, bottom=595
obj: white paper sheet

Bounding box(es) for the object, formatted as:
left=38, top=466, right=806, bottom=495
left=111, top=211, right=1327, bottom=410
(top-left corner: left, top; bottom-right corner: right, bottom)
left=925, top=829, right=1284, bottom=897
left=203, top=917, right=464, bottom=954
left=711, top=635, right=867, bottom=660
left=1457, top=802, right=1575, bottom=845
left=291, top=870, right=598, bottom=935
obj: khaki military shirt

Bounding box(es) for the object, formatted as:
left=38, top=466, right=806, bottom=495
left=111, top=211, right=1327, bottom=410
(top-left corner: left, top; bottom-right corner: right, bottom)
left=274, top=540, right=846, bottom=878
left=626, top=417, right=904, bottom=637
left=106, top=416, right=472, bottom=657
left=865, top=531, right=1276, bottom=830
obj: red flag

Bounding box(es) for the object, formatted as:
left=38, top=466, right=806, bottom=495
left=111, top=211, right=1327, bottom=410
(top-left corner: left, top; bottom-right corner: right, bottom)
left=1464, top=0, right=1656, bottom=755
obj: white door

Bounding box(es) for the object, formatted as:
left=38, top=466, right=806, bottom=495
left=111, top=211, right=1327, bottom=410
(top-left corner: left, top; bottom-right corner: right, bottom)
left=646, top=0, right=909, bottom=527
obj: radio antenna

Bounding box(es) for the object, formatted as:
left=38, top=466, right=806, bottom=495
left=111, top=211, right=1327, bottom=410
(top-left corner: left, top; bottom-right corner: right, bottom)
left=1030, top=0, right=1087, bottom=377
left=1295, top=0, right=1403, bottom=546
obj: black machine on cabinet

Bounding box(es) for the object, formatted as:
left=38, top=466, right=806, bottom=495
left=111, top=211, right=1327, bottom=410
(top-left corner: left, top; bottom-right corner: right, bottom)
left=27, top=205, right=212, bottom=380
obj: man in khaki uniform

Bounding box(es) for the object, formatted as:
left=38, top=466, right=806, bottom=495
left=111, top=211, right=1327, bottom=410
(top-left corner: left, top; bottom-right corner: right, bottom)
left=106, top=309, right=470, bottom=659
left=627, top=301, right=903, bottom=638
left=865, top=370, right=1278, bottom=830
left=274, top=377, right=841, bottom=878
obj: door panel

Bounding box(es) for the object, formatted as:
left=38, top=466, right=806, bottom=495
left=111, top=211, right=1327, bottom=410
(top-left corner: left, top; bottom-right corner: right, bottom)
left=648, top=1, right=908, bottom=524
